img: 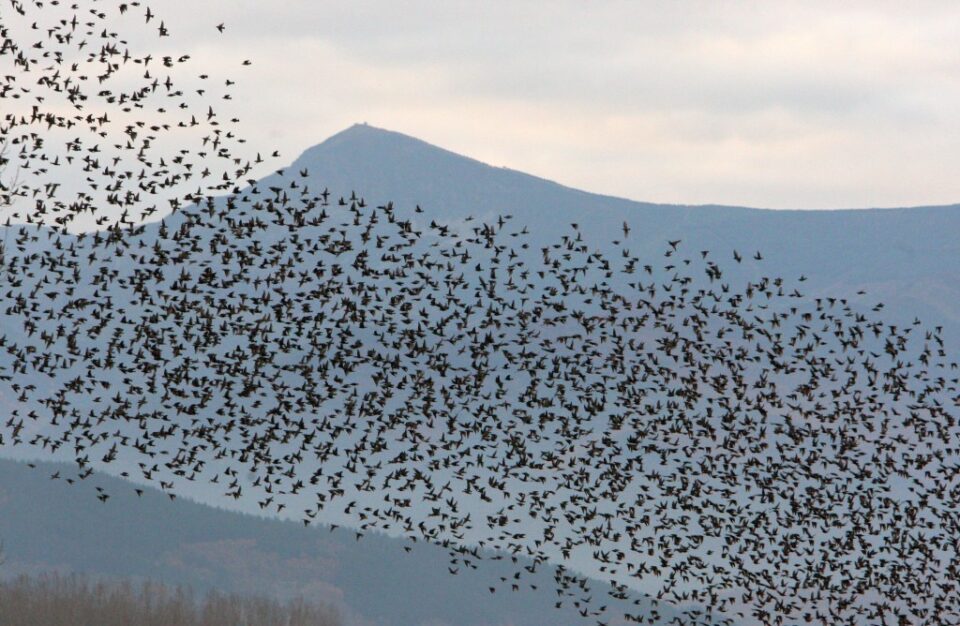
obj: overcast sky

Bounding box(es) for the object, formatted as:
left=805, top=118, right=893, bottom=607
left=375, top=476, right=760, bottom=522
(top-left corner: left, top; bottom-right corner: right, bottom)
left=153, top=1, right=960, bottom=209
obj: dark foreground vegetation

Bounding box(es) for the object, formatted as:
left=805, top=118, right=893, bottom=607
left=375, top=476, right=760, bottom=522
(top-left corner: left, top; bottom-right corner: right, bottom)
left=0, top=573, right=340, bottom=626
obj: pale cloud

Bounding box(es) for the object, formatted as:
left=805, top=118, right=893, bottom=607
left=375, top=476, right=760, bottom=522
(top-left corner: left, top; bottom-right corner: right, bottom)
left=134, top=1, right=960, bottom=208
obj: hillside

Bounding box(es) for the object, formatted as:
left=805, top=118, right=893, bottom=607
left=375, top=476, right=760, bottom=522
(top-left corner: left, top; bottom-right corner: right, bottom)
left=282, top=124, right=960, bottom=334
left=3, top=123, right=959, bottom=335
left=0, top=459, right=678, bottom=626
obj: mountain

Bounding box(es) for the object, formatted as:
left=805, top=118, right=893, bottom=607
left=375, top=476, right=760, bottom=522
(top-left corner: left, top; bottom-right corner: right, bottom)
left=1, top=124, right=957, bottom=626
left=286, top=123, right=960, bottom=337
left=4, top=122, right=959, bottom=335
left=0, top=458, right=678, bottom=626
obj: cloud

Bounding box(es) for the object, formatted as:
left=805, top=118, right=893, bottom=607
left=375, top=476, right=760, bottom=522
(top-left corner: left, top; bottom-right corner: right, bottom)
left=88, top=1, right=960, bottom=208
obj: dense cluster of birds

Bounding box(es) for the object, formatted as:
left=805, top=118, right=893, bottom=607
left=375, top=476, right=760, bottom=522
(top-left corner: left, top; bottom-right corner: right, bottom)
left=4, top=3, right=960, bottom=626
left=1, top=0, right=252, bottom=233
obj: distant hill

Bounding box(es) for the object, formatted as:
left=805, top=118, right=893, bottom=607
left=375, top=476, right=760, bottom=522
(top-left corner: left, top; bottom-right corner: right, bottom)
left=4, top=122, right=959, bottom=332
left=282, top=123, right=960, bottom=337
left=3, top=122, right=958, bottom=337
left=0, top=459, right=679, bottom=626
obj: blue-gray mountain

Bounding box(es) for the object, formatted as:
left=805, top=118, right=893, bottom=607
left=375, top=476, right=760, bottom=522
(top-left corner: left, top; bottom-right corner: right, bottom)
left=289, top=123, right=960, bottom=339
left=1, top=125, right=957, bottom=626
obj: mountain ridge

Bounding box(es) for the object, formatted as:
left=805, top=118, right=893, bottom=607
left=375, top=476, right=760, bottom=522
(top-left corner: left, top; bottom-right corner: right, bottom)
left=0, top=123, right=956, bottom=626
left=254, top=122, right=960, bottom=337
left=296, top=123, right=960, bottom=213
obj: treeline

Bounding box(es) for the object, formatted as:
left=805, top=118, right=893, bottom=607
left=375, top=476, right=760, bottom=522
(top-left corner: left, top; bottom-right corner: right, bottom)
left=0, top=572, right=340, bottom=626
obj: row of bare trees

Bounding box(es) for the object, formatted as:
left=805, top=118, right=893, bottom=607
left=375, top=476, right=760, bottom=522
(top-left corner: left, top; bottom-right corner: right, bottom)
left=0, top=572, right=340, bottom=626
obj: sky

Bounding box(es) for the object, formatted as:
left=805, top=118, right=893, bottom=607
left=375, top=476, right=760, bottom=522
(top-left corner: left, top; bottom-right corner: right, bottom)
left=134, top=0, right=960, bottom=211
left=10, top=1, right=960, bottom=211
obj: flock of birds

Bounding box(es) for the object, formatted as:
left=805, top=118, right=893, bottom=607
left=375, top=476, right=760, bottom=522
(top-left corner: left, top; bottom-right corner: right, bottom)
left=4, top=2, right=960, bottom=626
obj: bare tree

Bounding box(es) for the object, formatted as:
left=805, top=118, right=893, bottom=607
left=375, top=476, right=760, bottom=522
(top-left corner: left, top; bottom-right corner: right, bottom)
left=0, top=572, right=342, bottom=626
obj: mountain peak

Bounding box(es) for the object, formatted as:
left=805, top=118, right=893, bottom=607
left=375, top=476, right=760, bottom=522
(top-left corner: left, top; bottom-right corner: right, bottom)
left=288, top=123, right=646, bottom=227
left=324, top=122, right=407, bottom=143
left=297, top=123, right=476, bottom=170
